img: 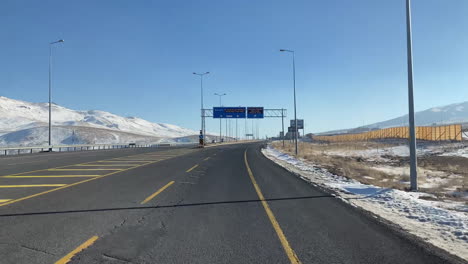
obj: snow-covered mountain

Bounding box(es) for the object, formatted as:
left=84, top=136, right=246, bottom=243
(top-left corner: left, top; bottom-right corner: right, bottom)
left=0, top=96, right=199, bottom=146
left=318, top=101, right=468, bottom=135
left=365, top=101, right=468, bottom=129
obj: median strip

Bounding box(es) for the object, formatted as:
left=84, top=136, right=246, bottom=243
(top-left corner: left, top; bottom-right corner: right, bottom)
left=141, top=181, right=175, bottom=204
left=244, top=149, right=301, bottom=264
left=55, top=235, right=99, bottom=264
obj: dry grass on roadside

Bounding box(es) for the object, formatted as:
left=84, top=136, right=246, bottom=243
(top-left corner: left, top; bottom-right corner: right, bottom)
left=271, top=141, right=468, bottom=201
left=272, top=141, right=406, bottom=189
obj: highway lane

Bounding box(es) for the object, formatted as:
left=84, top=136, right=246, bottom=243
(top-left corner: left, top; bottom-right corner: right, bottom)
left=0, top=143, right=460, bottom=263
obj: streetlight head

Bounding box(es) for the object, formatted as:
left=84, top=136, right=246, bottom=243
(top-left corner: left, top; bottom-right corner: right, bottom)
left=205, top=72, right=210, bottom=74
left=279, top=49, right=286, bottom=52
left=193, top=72, right=196, bottom=75
left=58, top=39, right=64, bottom=42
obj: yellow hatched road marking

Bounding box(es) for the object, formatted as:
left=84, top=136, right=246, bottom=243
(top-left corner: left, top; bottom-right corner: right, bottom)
left=204, top=157, right=210, bottom=161
left=0, top=159, right=164, bottom=207
left=98, top=160, right=150, bottom=163
left=0, top=199, right=11, bottom=203
left=186, top=164, right=199, bottom=173
left=112, top=158, right=162, bottom=161
left=0, top=184, right=66, bottom=188
left=1, top=175, right=100, bottom=178
left=55, top=236, right=99, bottom=264
left=3, top=150, right=180, bottom=177
left=75, top=164, right=136, bottom=167
left=244, top=150, right=301, bottom=264
left=141, top=181, right=175, bottom=204
left=48, top=169, right=123, bottom=171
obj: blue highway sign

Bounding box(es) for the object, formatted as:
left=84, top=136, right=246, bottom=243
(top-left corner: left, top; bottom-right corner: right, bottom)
left=213, top=107, right=246, bottom=118
left=247, top=107, right=264, bottom=118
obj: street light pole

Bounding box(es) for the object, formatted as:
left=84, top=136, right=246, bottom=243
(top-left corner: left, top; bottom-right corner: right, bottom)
left=405, top=0, right=418, bottom=191
left=193, top=72, right=210, bottom=146
left=214, top=93, right=226, bottom=143
left=48, top=39, right=64, bottom=152
left=282, top=108, right=285, bottom=147
left=280, top=49, right=298, bottom=155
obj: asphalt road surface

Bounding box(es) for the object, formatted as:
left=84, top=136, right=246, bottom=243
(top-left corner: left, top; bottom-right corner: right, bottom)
left=0, top=143, right=460, bottom=264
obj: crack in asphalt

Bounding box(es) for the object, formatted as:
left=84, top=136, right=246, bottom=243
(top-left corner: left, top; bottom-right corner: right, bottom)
left=102, top=253, right=132, bottom=263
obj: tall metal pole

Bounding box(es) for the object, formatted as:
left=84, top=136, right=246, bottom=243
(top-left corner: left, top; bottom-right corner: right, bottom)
left=280, top=49, right=298, bottom=155
left=48, top=39, right=64, bottom=152
left=48, top=45, right=52, bottom=151
left=193, top=72, right=210, bottom=146
left=215, top=93, right=226, bottom=143
left=282, top=108, right=285, bottom=147
left=406, top=0, right=418, bottom=191
left=292, top=51, right=298, bottom=155
left=236, top=118, right=238, bottom=141
left=201, top=76, right=204, bottom=142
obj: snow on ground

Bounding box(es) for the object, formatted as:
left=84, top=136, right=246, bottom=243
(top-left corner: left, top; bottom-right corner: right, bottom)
left=441, top=147, right=468, bottom=158
left=262, top=145, right=468, bottom=261
left=325, top=142, right=468, bottom=160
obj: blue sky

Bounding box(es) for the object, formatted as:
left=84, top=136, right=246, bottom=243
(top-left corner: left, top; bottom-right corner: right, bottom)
left=1, top=0, right=468, bottom=136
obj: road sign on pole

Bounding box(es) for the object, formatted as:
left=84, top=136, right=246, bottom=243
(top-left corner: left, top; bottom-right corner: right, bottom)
left=290, top=119, right=304, bottom=129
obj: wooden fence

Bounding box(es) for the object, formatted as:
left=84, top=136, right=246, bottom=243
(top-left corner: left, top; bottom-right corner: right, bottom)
left=314, top=124, right=463, bottom=142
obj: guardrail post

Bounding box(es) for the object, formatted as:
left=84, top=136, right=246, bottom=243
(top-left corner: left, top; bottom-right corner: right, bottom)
left=18, top=149, right=20, bottom=155
left=30, top=149, right=33, bottom=154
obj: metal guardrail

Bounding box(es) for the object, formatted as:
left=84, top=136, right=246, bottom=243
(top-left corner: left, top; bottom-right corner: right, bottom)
left=0, top=142, right=195, bottom=156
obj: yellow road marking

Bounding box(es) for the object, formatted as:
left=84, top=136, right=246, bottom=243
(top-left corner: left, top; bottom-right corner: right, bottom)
left=98, top=160, right=150, bottom=163
left=1, top=175, right=100, bottom=178
left=141, top=181, right=175, bottom=204
left=4, top=150, right=176, bottom=177
left=204, top=157, right=210, bottom=161
left=112, top=159, right=161, bottom=161
left=0, top=149, right=194, bottom=207
left=48, top=169, right=123, bottom=171
left=0, top=184, right=66, bottom=188
left=244, top=150, right=301, bottom=264
left=186, top=164, right=199, bottom=173
left=74, top=164, right=136, bottom=167
left=55, top=235, right=99, bottom=264
left=0, top=199, right=11, bottom=203
left=0, top=160, right=164, bottom=207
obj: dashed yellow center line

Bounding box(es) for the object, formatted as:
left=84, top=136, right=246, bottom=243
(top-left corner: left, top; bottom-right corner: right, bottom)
left=186, top=164, right=199, bottom=173
left=0, top=184, right=66, bottom=188
left=1, top=175, right=100, bottom=178
left=141, top=181, right=175, bottom=204
left=204, top=157, right=210, bottom=161
left=0, top=199, right=11, bottom=203
left=244, top=149, right=302, bottom=264
left=55, top=235, right=99, bottom=264
left=48, top=169, right=123, bottom=171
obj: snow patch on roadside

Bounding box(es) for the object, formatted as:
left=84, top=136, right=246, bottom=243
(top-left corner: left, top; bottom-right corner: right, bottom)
left=262, top=145, right=468, bottom=261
